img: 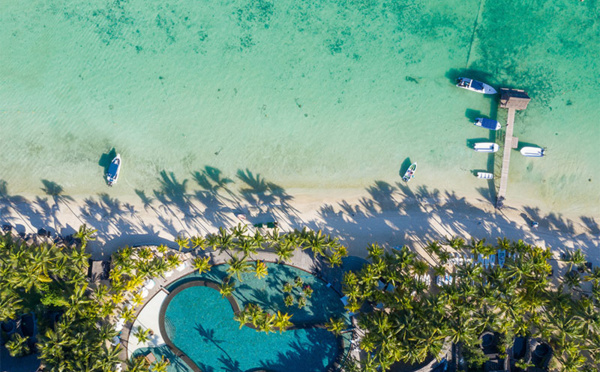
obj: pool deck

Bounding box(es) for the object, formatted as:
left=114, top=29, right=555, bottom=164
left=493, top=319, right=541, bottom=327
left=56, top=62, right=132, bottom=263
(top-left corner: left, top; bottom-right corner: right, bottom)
left=126, top=290, right=168, bottom=359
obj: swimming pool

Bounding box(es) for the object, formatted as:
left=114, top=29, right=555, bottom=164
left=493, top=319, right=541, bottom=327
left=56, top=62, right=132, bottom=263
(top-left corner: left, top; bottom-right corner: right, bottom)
left=161, top=263, right=348, bottom=371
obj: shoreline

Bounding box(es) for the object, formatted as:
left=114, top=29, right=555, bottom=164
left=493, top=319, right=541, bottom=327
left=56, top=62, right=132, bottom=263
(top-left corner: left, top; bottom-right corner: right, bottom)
left=1, top=186, right=597, bottom=265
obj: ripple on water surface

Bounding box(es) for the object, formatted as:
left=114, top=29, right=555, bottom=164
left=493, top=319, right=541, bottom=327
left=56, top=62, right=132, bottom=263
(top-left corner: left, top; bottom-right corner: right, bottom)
left=164, top=285, right=339, bottom=372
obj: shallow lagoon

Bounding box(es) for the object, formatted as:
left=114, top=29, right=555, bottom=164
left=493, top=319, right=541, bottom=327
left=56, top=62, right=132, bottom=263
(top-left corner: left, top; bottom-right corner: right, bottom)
left=0, top=0, right=598, bottom=213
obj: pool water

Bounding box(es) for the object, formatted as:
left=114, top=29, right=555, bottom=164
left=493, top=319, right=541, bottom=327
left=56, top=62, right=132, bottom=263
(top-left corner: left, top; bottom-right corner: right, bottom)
left=164, top=286, right=339, bottom=371
left=163, top=263, right=348, bottom=371
left=167, top=262, right=348, bottom=324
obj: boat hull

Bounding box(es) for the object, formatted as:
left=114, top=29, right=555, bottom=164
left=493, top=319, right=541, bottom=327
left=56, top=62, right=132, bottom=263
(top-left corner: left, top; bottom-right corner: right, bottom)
left=402, top=162, right=417, bottom=182
left=106, top=154, right=122, bottom=186
left=520, top=147, right=545, bottom=157
left=477, top=172, right=494, bottom=179
left=456, top=77, right=497, bottom=95
left=473, top=143, right=499, bottom=153
left=474, top=118, right=501, bottom=130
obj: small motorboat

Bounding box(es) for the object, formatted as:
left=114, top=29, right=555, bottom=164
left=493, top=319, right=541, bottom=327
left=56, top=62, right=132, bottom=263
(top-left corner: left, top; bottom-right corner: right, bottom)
left=520, top=147, right=545, bottom=157
left=477, top=172, right=494, bottom=179
left=474, top=118, right=501, bottom=130
left=106, top=154, right=122, bottom=186
left=473, top=143, right=499, bottom=153
left=456, top=77, right=497, bottom=95
left=402, top=162, right=417, bottom=182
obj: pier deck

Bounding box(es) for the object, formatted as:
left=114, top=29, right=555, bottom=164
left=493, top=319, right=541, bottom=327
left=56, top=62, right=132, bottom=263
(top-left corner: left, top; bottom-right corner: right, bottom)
left=495, top=88, right=530, bottom=208
left=496, top=108, right=515, bottom=208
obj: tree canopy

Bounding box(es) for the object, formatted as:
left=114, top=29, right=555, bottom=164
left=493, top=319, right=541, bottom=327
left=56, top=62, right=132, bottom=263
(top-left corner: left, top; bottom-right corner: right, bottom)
left=343, top=240, right=599, bottom=372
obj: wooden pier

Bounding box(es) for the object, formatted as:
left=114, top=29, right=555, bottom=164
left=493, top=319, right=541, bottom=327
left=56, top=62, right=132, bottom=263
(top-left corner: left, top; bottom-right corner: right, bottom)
left=495, top=89, right=531, bottom=208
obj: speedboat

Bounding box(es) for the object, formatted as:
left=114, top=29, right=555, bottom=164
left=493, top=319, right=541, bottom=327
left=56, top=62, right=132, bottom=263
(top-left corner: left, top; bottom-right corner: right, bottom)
left=477, top=172, right=493, bottom=179
left=402, top=162, right=417, bottom=182
left=456, top=77, right=497, bottom=95
left=473, top=143, right=499, bottom=153
left=106, top=154, right=122, bottom=186
left=474, top=118, right=501, bottom=130
left=520, top=147, right=545, bottom=157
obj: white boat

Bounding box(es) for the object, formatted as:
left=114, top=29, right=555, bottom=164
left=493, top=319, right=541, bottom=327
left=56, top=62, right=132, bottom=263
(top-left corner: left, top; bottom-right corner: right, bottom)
left=456, top=77, right=497, bottom=95
left=106, top=154, right=122, bottom=186
left=477, top=172, right=494, bottom=179
left=473, top=143, right=499, bottom=153
left=474, top=118, right=501, bottom=130
left=520, top=147, right=545, bottom=157
left=402, top=162, right=417, bottom=182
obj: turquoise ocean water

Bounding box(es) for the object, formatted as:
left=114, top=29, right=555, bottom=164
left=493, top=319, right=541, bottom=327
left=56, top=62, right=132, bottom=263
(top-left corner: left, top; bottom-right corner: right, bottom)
left=1, top=0, right=599, bottom=214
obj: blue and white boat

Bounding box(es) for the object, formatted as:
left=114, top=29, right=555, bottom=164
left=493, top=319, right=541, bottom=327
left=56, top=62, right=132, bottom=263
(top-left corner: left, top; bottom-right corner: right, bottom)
left=106, top=154, right=122, bottom=187
left=475, top=118, right=501, bottom=130
left=456, top=77, right=497, bottom=95
left=498, top=249, right=506, bottom=268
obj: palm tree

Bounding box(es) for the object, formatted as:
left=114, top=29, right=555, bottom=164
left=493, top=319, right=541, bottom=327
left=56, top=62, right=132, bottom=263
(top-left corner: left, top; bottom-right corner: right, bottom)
left=284, top=295, right=294, bottom=307
left=165, top=254, right=182, bottom=270
left=156, top=244, right=168, bottom=255
left=238, top=238, right=258, bottom=257
left=136, top=247, right=154, bottom=262
left=411, top=260, right=429, bottom=276
left=193, top=257, right=212, bottom=274
left=134, top=326, right=151, bottom=344
left=564, top=270, right=582, bottom=291
left=308, top=229, right=327, bottom=257
left=5, top=333, right=30, bottom=357
left=274, top=311, right=293, bottom=333
left=74, top=224, right=97, bottom=247
left=563, top=248, right=587, bottom=273
left=326, top=252, right=343, bottom=268
left=151, top=356, right=170, bottom=372
left=274, top=243, right=294, bottom=263
left=127, top=355, right=149, bottom=372
left=97, top=344, right=122, bottom=371
left=121, top=307, right=136, bottom=324
left=446, top=236, right=465, bottom=250
left=219, top=281, right=235, bottom=298
left=326, top=317, right=345, bottom=335
left=70, top=245, right=91, bottom=274
left=234, top=309, right=252, bottom=329
left=251, top=230, right=265, bottom=251
left=256, top=313, right=275, bottom=333
left=191, top=236, right=206, bottom=250
left=0, top=291, right=22, bottom=321
left=226, top=255, right=250, bottom=281
left=174, top=235, right=190, bottom=251
left=254, top=260, right=268, bottom=279
left=367, top=243, right=384, bottom=261
left=584, top=267, right=600, bottom=285
left=216, top=227, right=233, bottom=251
left=231, top=223, right=248, bottom=240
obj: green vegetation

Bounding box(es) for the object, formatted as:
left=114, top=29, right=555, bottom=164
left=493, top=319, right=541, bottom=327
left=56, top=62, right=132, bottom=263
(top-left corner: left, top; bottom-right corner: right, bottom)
left=343, top=239, right=600, bottom=372
left=0, top=225, right=186, bottom=371
left=233, top=304, right=293, bottom=334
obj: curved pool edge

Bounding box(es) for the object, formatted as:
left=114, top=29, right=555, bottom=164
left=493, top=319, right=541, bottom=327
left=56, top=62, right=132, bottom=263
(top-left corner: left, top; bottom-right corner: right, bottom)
left=158, top=278, right=347, bottom=372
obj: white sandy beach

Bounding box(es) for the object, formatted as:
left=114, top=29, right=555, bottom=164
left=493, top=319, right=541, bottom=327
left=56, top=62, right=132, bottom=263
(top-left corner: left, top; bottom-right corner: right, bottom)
left=0, top=185, right=597, bottom=266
